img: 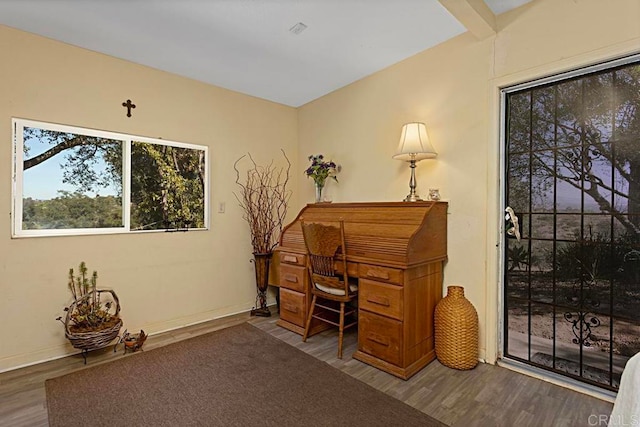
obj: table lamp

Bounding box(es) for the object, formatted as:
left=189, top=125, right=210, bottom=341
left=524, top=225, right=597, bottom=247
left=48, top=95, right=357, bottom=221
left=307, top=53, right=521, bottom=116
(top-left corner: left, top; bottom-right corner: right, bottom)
left=393, top=122, right=437, bottom=202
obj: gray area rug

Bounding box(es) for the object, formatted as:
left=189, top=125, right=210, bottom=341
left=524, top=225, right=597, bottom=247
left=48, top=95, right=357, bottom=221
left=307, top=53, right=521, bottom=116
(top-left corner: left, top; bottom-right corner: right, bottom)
left=46, top=322, right=445, bottom=426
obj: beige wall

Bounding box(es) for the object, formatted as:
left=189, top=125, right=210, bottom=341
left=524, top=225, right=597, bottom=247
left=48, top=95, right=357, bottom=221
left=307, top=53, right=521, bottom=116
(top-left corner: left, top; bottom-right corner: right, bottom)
left=298, top=0, right=640, bottom=362
left=0, top=25, right=299, bottom=371
left=1, top=0, right=639, bottom=372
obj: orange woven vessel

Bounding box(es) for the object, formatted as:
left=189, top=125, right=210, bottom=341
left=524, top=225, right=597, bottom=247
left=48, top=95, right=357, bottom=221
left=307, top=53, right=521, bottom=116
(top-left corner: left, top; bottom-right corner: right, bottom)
left=434, top=285, right=479, bottom=370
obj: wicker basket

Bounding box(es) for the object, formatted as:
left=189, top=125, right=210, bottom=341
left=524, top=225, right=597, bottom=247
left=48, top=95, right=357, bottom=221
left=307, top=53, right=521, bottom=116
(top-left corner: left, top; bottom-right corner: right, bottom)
left=434, top=285, right=479, bottom=370
left=64, top=289, right=122, bottom=352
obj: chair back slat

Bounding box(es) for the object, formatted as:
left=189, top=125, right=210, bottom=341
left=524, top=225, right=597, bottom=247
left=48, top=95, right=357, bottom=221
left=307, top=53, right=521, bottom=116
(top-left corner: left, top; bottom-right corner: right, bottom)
left=309, top=254, right=335, bottom=277
left=301, top=219, right=351, bottom=295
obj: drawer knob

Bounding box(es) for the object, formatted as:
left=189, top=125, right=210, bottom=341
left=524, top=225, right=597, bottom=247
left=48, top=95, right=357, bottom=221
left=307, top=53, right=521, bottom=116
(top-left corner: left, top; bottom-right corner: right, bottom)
left=366, top=270, right=390, bottom=280
left=367, top=333, right=390, bottom=347
left=366, top=295, right=390, bottom=307
left=284, top=274, right=299, bottom=283
left=283, top=255, right=298, bottom=263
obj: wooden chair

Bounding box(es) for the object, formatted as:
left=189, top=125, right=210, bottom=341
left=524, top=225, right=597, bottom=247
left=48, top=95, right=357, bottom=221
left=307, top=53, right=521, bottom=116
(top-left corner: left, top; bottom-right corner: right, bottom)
left=301, top=220, right=358, bottom=359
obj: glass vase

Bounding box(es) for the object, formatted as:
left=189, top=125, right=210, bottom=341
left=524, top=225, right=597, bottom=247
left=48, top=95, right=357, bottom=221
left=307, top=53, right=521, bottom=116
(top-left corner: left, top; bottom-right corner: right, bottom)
left=314, top=182, right=324, bottom=203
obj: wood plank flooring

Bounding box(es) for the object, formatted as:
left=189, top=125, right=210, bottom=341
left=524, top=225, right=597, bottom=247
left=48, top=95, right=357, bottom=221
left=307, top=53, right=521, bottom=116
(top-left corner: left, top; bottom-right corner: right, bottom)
left=0, top=310, right=613, bottom=426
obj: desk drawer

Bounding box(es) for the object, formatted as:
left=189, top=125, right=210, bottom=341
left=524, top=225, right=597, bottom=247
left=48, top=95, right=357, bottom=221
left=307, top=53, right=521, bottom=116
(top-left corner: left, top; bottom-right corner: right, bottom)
left=359, top=279, right=403, bottom=321
left=358, top=310, right=402, bottom=366
left=279, top=288, right=307, bottom=327
left=358, top=264, right=403, bottom=285
left=280, top=252, right=306, bottom=267
left=279, top=264, right=307, bottom=292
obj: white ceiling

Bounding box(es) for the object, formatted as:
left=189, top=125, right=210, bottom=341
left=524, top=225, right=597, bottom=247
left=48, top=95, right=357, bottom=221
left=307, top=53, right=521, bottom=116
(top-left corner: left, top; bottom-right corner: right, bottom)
left=0, top=0, right=531, bottom=107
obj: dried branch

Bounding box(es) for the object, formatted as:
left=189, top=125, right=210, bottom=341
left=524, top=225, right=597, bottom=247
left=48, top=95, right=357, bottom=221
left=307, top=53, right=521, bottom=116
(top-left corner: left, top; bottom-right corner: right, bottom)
left=234, top=149, right=292, bottom=254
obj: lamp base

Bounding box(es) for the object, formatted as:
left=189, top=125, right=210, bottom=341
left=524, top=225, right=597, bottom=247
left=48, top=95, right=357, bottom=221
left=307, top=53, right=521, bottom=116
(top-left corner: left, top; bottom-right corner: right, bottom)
left=401, top=158, right=424, bottom=202
left=403, top=193, right=424, bottom=202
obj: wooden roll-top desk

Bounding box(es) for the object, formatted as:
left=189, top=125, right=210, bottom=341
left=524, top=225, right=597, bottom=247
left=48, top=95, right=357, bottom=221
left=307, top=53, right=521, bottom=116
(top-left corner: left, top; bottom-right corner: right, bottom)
left=275, top=201, right=447, bottom=379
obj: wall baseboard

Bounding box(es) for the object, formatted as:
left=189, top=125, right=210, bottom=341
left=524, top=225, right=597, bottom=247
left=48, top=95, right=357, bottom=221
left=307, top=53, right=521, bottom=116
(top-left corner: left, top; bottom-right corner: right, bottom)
left=0, top=300, right=272, bottom=374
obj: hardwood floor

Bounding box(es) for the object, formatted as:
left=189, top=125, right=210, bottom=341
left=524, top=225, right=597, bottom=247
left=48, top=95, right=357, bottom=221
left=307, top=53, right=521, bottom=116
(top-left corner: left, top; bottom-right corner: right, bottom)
left=0, top=309, right=613, bottom=426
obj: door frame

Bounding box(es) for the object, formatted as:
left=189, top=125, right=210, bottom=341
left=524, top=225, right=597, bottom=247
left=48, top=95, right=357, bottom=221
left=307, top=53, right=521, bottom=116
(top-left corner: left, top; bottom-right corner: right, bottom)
left=485, top=41, right=640, bottom=399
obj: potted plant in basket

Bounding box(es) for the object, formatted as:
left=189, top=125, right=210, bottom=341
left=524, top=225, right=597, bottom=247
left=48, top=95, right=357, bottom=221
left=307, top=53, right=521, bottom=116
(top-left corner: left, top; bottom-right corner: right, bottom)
left=56, top=262, right=122, bottom=363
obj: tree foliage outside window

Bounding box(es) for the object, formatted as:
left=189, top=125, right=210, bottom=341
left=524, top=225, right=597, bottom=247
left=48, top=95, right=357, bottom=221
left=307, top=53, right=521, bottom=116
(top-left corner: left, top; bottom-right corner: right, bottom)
left=131, top=141, right=206, bottom=230
left=507, top=63, right=640, bottom=234
left=12, top=119, right=208, bottom=237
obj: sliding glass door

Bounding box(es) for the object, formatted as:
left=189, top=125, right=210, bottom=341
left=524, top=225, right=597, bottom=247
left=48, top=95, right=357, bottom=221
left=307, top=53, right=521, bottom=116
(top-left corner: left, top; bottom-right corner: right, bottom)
left=502, top=55, right=640, bottom=391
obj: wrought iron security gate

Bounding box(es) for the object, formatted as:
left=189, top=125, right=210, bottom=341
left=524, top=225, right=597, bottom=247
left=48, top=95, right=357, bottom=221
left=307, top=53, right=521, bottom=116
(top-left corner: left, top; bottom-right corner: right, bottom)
left=503, top=55, right=640, bottom=391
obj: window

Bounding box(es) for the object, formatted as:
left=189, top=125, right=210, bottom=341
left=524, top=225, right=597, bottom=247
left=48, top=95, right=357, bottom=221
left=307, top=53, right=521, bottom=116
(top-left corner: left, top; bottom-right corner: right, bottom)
left=12, top=119, right=208, bottom=237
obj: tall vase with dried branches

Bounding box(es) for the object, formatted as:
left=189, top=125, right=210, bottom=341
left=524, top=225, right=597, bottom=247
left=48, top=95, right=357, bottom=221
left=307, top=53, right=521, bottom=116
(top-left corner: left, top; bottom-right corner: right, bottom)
left=234, top=149, right=291, bottom=317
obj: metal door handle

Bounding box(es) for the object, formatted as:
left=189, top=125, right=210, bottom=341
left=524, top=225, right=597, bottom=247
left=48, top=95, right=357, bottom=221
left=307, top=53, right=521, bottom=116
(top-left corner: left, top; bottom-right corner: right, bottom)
left=505, top=206, right=521, bottom=241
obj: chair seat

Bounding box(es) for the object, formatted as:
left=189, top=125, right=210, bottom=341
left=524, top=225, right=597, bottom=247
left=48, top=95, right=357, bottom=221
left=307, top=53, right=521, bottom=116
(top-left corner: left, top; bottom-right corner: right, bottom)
left=314, top=282, right=358, bottom=296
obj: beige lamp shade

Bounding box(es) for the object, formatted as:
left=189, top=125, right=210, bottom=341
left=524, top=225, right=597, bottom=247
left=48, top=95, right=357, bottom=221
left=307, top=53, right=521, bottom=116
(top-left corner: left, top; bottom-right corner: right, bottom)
left=393, top=122, right=437, bottom=161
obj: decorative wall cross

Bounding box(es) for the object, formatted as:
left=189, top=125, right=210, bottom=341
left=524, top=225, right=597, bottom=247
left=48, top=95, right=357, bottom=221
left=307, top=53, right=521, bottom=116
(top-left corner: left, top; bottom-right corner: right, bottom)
left=122, top=99, right=136, bottom=117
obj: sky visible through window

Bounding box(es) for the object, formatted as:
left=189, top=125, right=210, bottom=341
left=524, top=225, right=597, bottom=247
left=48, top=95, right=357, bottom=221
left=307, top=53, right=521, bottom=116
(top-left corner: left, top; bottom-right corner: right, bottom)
left=22, top=131, right=120, bottom=200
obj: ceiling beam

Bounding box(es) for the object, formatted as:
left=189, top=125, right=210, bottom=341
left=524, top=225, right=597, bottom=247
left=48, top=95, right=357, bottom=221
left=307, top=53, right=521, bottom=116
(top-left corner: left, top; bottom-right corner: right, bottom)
left=438, top=0, right=496, bottom=40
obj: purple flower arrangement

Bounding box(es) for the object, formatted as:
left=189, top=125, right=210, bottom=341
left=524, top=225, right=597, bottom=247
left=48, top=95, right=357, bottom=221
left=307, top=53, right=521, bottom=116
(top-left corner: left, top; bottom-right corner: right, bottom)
left=305, top=154, right=339, bottom=187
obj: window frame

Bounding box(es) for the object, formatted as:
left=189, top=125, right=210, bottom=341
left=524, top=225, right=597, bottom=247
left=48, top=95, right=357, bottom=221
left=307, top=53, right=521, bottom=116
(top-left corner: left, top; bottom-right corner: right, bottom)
left=12, top=118, right=209, bottom=238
